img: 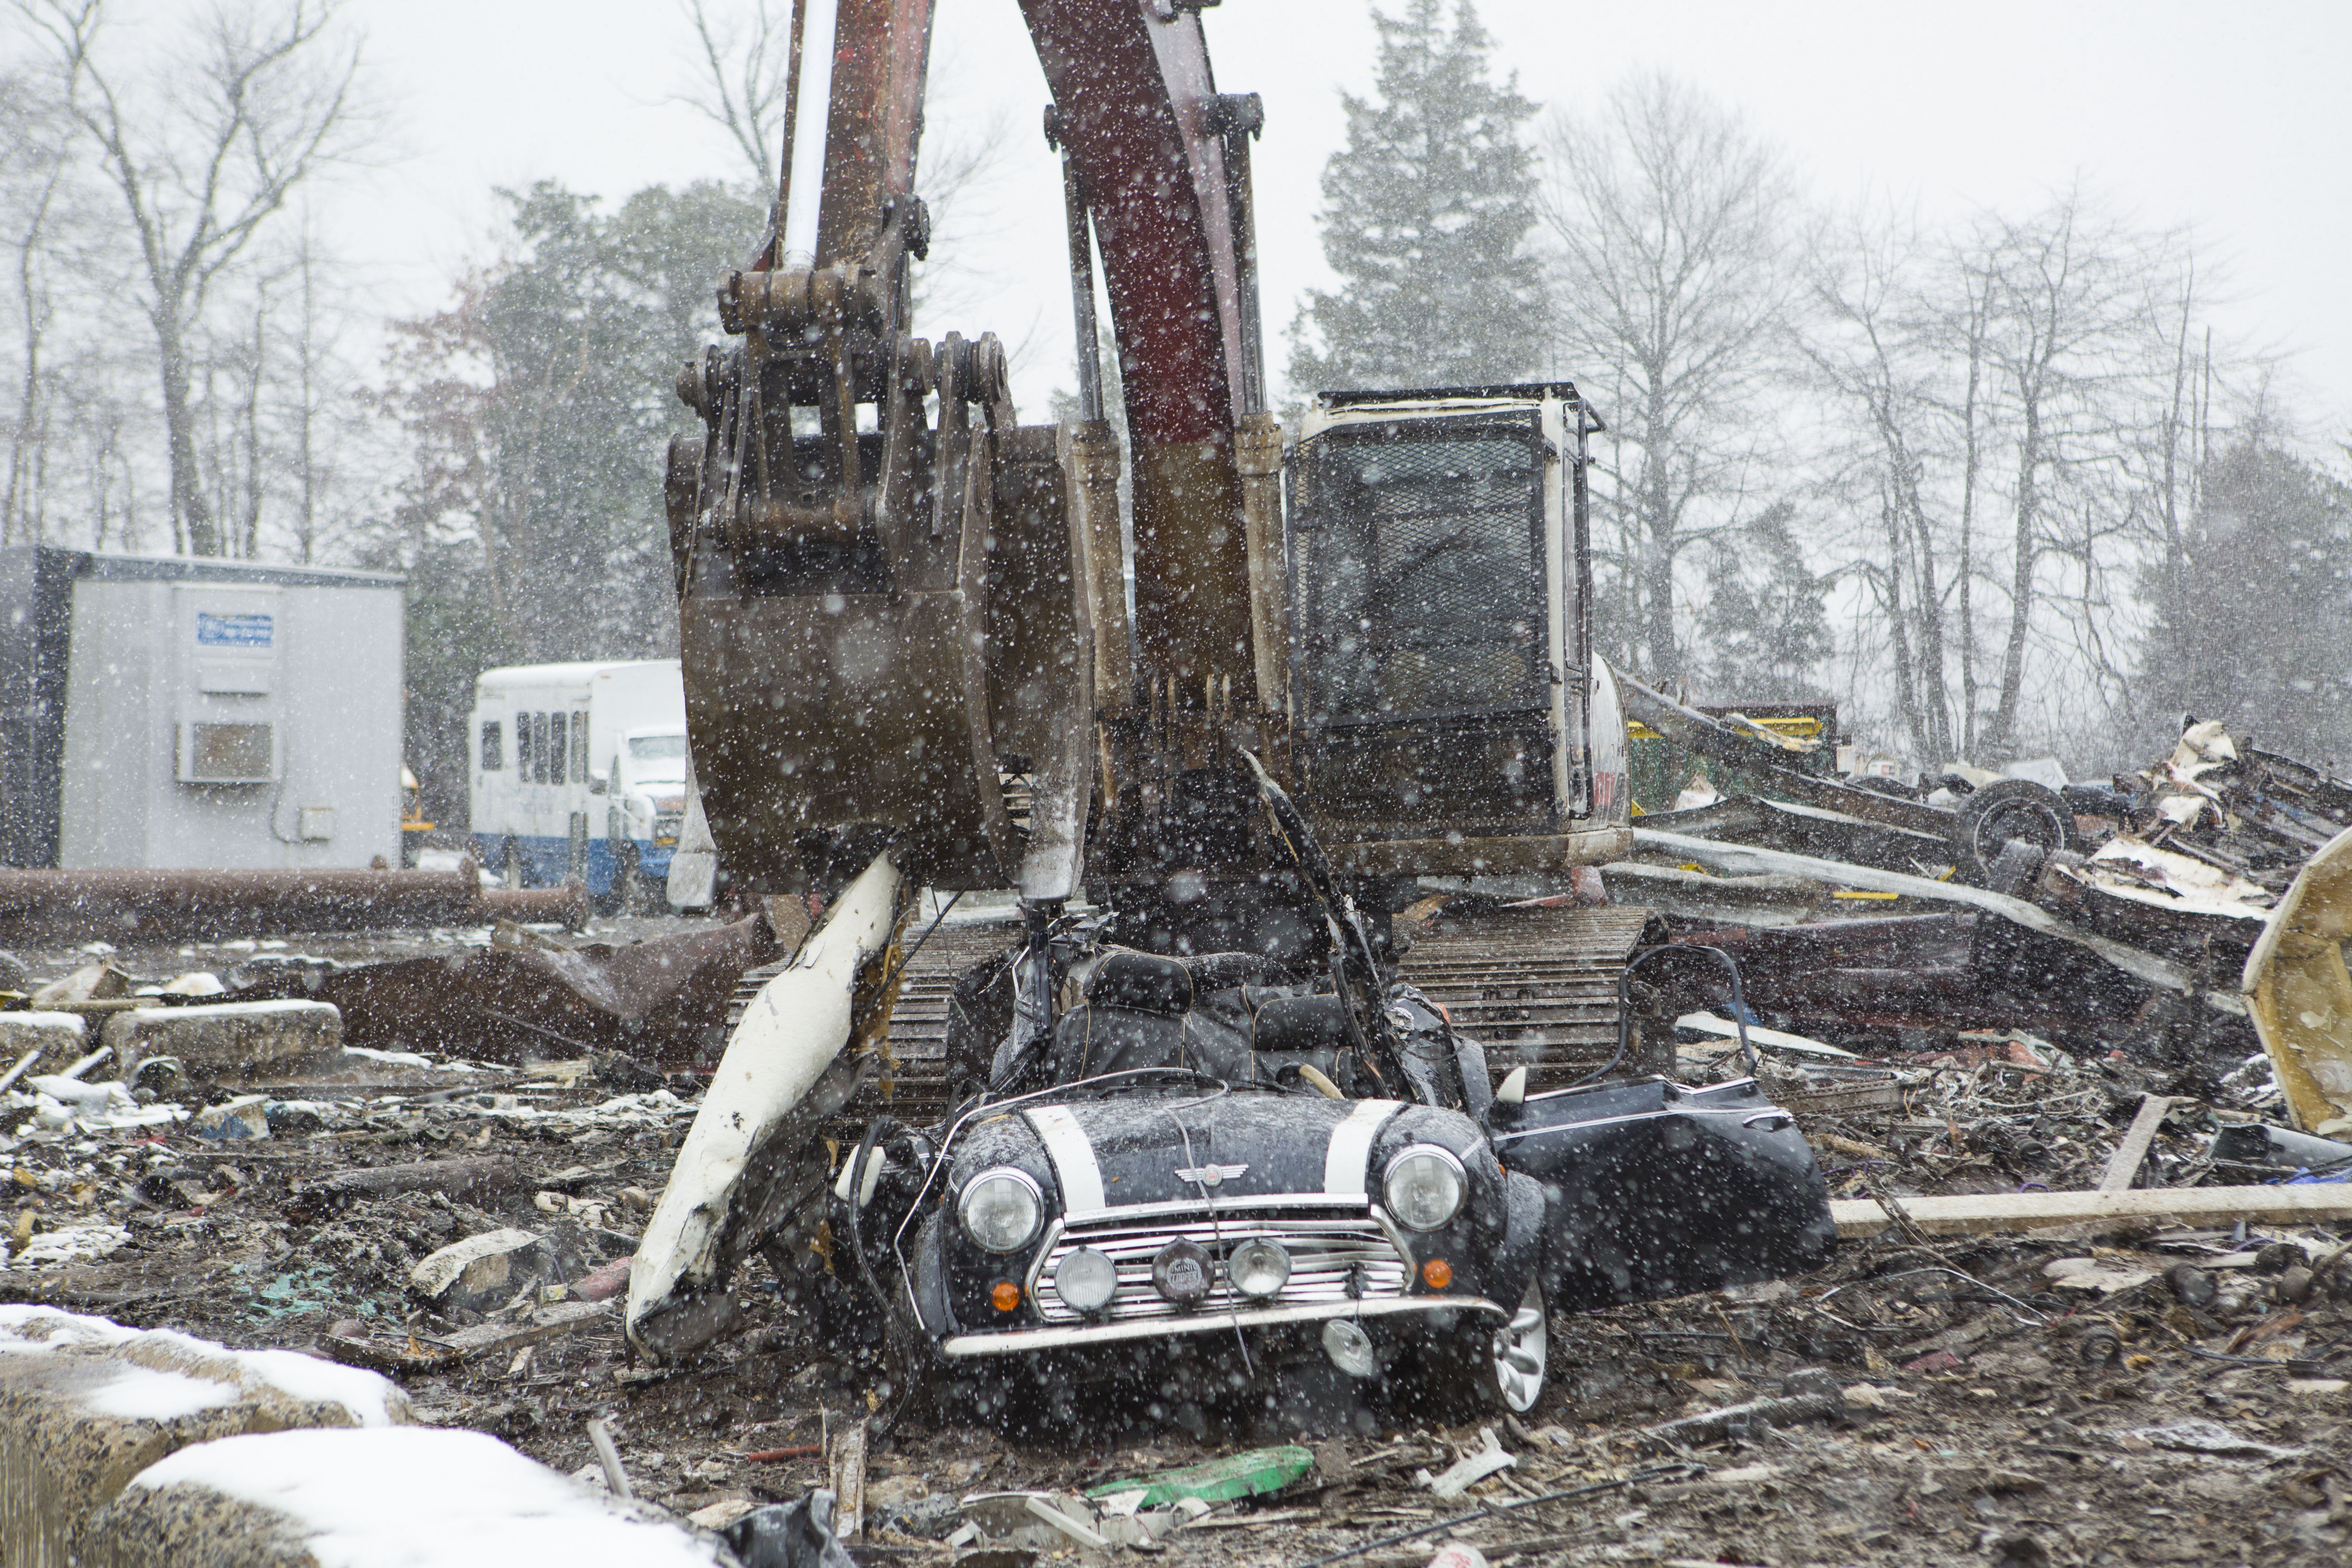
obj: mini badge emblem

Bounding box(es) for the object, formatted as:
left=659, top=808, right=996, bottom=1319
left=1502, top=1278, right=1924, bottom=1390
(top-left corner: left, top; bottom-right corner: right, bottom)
left=1175, top=1163, right=1248, bottom=1186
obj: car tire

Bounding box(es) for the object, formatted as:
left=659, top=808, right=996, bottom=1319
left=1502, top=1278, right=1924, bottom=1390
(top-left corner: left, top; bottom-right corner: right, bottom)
left=1952, top=777, right=2074, bottom=888
left=1406, top=1274, right=1550, bottom=1418
left=1444, top=1275, right=1549, bottom=1416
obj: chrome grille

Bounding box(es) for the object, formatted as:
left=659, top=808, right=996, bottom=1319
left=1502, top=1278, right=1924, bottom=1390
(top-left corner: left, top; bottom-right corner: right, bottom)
left=1033, top=1209, right=1410, bottom=1324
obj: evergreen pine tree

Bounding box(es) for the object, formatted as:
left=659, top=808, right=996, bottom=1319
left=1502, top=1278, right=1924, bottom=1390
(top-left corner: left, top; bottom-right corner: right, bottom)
left=1287, top=0, right=1546, bottom=394
left=2141, top=441, right=2352, bottom=763
left=1699, top=503, right=1833, bottom=702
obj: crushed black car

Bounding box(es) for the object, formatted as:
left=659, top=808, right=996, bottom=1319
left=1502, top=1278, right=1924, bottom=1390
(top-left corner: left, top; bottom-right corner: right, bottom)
left=756, top=804, right=1834, bottom=1422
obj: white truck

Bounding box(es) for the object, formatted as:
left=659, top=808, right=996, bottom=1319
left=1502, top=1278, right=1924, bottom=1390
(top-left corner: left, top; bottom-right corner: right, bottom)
left=468, top=660, right=690, bottom=899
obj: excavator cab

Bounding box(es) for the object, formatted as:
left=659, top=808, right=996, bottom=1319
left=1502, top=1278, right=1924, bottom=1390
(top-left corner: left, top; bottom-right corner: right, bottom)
left=1285, top=384, right=1631, bottom=879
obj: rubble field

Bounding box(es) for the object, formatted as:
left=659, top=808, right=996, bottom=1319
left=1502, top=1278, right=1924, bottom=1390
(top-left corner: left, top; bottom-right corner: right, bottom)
left=4, top=905, right=2349, bottom=1568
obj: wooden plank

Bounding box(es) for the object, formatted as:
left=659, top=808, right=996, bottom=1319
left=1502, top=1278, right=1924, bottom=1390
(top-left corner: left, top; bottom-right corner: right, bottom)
left=423, top=1298, right=613, bottom=1358
left=1830, top=1184, right=2352, bottom=1239
left=2099, top=1094, right=2177, bottom=1193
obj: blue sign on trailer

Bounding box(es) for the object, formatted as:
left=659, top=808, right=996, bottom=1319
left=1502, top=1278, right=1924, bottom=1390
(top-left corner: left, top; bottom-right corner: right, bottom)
left=195, top=612, right=275, bottom=649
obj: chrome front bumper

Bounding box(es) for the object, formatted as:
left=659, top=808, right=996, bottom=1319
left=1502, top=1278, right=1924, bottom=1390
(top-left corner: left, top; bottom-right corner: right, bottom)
left=938, top=1294, right=1502, bottom=1358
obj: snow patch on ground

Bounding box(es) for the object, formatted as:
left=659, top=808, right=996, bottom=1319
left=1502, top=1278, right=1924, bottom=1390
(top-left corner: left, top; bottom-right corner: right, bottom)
left=343, top=1046, right=434, bottom=1067
left=130, top=1428, right=725, bottom=1567
left=2, top=1222, right=132, bottom=1269
left=81, top=1369, right=240, bottom=1421
left=0, top=1306, right=409, bottom=1427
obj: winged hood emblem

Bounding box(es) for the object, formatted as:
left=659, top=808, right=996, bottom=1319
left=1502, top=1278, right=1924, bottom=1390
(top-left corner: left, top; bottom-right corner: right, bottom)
left=1175, top=1162, right=1249, bottom=1186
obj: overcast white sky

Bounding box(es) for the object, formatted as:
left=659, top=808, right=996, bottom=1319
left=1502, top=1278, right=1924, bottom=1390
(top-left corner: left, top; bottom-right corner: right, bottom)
left=339, top=0, right=2351, bottom=438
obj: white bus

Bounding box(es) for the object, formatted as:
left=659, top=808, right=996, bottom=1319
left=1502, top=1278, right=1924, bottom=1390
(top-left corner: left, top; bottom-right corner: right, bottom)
left=468, top=660, right=689, bottom=897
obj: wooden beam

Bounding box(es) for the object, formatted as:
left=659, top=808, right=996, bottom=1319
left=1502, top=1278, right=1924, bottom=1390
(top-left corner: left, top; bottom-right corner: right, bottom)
left=422, top=1299, right=612, bottom=1359
left=1829, top=1184, right=2352, bottom=1239
left=2099, top=1094, right=2177, bottom=1193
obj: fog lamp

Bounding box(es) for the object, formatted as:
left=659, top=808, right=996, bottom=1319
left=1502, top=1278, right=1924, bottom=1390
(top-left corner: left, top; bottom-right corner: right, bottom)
left=1151, top=1239, right=1213, bottom=1308
left=1322, top=1318, right=1378, bottom=1379
left=1053, top=1247, right=1118, bottom=1313
left=1227, top=1238, right=1292, bottom=1298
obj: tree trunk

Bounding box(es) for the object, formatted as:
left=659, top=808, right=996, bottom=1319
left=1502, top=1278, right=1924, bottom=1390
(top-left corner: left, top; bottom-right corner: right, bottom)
left=5, top=170, right=64, bottom=546
left=1957, top=307, right=1981, bottom=757
left=1640, top=385, right=1679, bottom=684
left=156, top=305, right=222, bottom=557
left=1878, top=488, right=1922, bottom=751
left=1987, top=398, right=2041, bottom=758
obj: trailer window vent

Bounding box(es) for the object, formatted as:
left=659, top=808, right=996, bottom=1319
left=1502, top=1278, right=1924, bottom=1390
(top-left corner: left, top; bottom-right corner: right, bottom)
left=181, top=722, right=276, bottom=783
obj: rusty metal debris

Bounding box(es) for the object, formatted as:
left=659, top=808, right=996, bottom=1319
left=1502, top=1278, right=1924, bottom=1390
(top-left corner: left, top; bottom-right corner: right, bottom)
left=231, top=909, right=784, bottom=1065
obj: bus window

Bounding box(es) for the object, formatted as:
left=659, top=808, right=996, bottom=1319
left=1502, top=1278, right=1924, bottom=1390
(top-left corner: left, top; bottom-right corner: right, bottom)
left=481, top=720, right=503, bottom=770
left=518, top=712, right=536, bottom=781
left=549, top=712, right=567, bottom=786
left=572, top=710, right=590, bottom=782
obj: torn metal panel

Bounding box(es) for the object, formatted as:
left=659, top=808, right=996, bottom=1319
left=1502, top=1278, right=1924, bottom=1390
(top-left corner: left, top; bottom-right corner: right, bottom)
left=1637, top=826, right=2241, bottom=1014
left=1638, top=795, right=1952, bottom=875
left=2242, top=823, right=2352, bottom=1137
left=1614, top=669, right=1951, bottom=840
left=1602, top=862, right=1824, bottom=927
left=626, top=851, right=910, bottom=1361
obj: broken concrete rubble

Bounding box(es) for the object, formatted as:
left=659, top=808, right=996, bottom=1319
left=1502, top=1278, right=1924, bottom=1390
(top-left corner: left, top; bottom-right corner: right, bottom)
left=101, top=998, right=341, bottom=1079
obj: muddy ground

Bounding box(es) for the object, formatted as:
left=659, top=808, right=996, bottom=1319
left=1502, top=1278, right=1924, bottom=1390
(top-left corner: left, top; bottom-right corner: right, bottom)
left=4, top=916, right=2349, bottom=1568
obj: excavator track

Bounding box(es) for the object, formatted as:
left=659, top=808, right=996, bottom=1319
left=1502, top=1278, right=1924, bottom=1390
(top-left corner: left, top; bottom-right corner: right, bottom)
left=724, top=902, right=1661, bottom=1122
left=1398, top=903, right=1663, bottom=1091
left=724, top=917, right=1022, bottom=1129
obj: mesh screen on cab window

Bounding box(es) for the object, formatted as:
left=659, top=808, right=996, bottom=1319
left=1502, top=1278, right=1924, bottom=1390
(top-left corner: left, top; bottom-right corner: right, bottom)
left=1297, top=426, right=1542, bottom=724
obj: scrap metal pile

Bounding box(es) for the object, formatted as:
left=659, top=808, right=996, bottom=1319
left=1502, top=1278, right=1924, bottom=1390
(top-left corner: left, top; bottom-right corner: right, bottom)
left=1612, top=678, right=2352, bottom=1121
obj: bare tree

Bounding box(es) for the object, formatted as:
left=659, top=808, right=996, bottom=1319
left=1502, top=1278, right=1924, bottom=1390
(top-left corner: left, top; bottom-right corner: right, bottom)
left=1967, top=192, right=2167, bottom=758
left=16, top=0, right=364, bottom=556
left=1800, top=209, right=1961, bottom=763
left=1, top=58, right=78, bottom=542
left=674, top=0, right=792, bottom=194
left=669, top=0, right=1007, bottom=328
left=1537, top=72, right=1802, bottom=684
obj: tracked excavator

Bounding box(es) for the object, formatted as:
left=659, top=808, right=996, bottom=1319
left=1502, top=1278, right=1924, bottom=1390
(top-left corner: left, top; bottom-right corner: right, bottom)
left=627, top=0, right=1831, bottom=1413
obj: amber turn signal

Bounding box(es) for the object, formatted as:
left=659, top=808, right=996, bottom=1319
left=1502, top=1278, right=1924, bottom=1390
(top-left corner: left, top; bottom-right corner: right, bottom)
left=1421, top=1258, right=1452, bottom=1289
left=990, top=1281, right=1022, bottom=1312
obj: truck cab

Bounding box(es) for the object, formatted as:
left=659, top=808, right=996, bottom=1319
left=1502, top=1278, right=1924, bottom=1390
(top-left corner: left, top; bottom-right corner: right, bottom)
left=1285, top=383, right=1631, bottom=878
left=606, top=727, right=689, bottom=871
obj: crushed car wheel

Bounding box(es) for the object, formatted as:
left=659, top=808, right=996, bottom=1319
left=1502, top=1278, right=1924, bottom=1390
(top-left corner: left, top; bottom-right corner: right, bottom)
left=1416, top=1275, right=1550, bottom=1417
left=1953, top=777, right=2074, bottom=888
left=1485, top=1276, right=1550, bottom=1415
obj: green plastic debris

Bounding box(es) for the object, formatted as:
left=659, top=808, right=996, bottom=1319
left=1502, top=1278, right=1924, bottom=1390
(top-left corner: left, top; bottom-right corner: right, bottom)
left=1083, top=1445, right=1315, bottom=1509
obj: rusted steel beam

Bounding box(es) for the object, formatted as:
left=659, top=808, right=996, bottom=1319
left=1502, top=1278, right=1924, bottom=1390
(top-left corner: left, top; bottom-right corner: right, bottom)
left=1022, top=0, right=1254, bottom=702
left=0, top=866, right=588, bottom=939
left=479, top=881, right=594, bottom=930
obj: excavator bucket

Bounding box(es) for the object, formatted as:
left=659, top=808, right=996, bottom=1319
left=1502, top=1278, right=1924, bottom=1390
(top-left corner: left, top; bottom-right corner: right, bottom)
left=2244, top=823, right=2352, bottom=1138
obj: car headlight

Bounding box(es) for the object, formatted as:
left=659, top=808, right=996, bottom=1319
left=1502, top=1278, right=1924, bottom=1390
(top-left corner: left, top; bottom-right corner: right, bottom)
left=1053, top=1247, right=1118, bottom=1313
left=957, top=1168, right=1043, bottom=1253
left=1383, top=1145, right=1466, bottom=1231
left=1227, top=1238, right=1291, bottom=1298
